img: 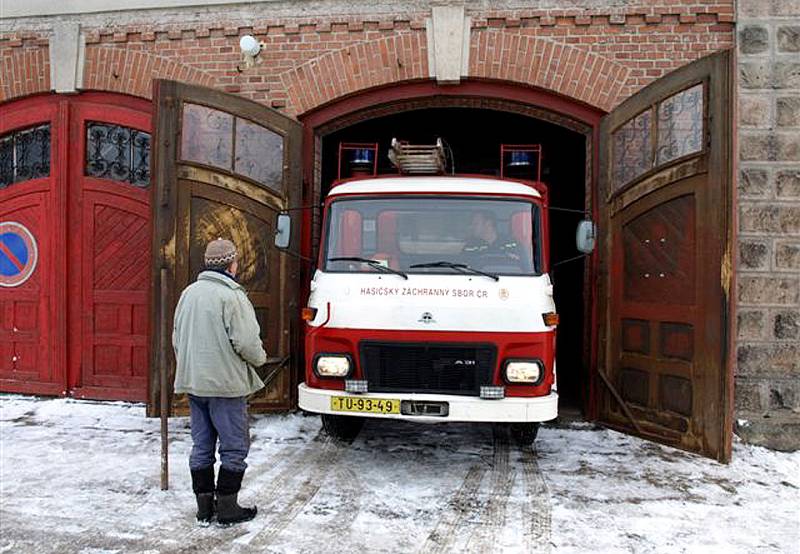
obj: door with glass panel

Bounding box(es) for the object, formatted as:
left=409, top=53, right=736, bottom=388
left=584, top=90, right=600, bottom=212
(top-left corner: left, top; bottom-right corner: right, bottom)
left=69, top=96, right=153, bottom=401
left=150, top=80, right=302, bottom=415
left=597, top=51, right=733, bottom=461
left=0, top=97, right=62, bottom=395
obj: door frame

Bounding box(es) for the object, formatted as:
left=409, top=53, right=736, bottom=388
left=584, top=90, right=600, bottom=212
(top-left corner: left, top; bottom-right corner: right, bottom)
left=299, top=79, right=605, bottom=416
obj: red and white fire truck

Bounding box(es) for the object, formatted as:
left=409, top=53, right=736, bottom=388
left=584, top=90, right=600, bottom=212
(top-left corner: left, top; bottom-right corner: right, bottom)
left=290, top=141, right=591, bottom=444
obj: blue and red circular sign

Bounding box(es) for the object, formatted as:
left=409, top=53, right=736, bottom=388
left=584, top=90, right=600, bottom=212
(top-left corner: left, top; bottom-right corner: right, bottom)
left=0, top=221, right=38, bottom=288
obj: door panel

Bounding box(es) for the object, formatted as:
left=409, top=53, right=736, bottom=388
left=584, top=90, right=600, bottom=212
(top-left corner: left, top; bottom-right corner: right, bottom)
left=150, top=80, right=302, bottom=415
left=598, top=51, right=733, bottom=461
left=70, top=102, right=152, bottom=402
left=0, top=101, right=64, bottom=395
left=0, top=195, right=58, bottom=391
left=77, top=191, right=150, bottom=398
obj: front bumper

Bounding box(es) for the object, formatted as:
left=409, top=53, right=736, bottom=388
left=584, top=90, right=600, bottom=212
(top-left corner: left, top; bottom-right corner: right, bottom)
left=298, top=383, right=558, bottom=423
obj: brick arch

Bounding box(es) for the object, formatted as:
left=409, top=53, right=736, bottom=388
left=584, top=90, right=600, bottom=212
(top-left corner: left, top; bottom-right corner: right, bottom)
left=280, top=32, right=430, bottom=115
left=281, top=31, right=630, bottom=116
left=0, top=48, right=50, bottom=102
left=470, top=31, right=630, bottom=113
left=83, top=46, right=218, bottom=99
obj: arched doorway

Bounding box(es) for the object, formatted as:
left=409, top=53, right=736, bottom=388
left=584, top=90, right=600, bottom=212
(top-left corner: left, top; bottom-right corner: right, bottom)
left=295, top=55, right=734, bottom=461
left=299, top=81, right=604, bottom=415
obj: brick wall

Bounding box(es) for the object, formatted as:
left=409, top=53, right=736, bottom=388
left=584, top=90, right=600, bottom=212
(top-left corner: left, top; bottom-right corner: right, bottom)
left=735, top=0, right=800, bottom=450
left=1, top=2, right=733, bottom=113
left=9, top=1, right=797, bottom=449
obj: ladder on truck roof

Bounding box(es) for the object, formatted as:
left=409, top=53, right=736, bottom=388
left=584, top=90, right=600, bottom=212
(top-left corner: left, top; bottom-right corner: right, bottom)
left=388, top=138, right=447, bottom=175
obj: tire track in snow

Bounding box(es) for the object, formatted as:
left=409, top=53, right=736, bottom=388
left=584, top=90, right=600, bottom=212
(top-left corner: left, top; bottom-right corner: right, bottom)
left=319, top=466, right=362, bottom=537
left=0, top=523, right=162, bottom=553
left=465, top=424, right=516, bottom=553
left=420, top=464, right=488, bottom=553
left=228, top=436, right=351, bottom=551
left=521, top=443, right=552, bottom=552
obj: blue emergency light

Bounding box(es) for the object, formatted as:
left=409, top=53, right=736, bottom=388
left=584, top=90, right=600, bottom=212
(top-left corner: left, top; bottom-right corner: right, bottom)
left=351, top=148, right=374, bottom=166
left=509, top=150, right=532, bottom=167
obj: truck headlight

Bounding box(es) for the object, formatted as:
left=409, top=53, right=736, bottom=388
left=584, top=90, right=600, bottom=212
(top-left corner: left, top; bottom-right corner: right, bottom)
left=314, top=354, right=352, bottom=377
left=503, top=359, right=545, bottom=384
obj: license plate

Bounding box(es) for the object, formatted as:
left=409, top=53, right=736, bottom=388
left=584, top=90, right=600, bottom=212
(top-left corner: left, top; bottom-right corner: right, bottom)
left=330, top=396, right=400, bottom=414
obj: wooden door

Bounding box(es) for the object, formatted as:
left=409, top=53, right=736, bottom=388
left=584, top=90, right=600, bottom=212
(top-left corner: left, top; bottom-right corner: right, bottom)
left=149, top=81, right=302, bottom=415
left=597, top=51, right=733, bottom=461
left=68, top=99, right=152, bottom=401
left=0, top=98, right=65, bottom=395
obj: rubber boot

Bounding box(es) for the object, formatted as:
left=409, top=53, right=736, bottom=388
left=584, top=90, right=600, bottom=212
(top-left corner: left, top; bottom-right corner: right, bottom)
left=190, top=466, right=216, bottom=525
left=216, top=467, right=257, bottom=525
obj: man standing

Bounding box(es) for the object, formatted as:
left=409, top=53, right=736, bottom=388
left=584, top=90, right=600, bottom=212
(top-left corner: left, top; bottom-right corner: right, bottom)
left=172, top=238, right=267, bottom=526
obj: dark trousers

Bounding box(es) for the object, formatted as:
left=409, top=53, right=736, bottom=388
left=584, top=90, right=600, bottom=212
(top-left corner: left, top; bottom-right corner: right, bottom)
left=188, top=395, right=250, bottom=473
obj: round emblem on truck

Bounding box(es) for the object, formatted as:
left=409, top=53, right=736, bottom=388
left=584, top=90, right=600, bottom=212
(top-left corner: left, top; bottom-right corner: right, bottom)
left=419, top=312, right=435, bottom=324
left=499, top=288, right=510, bottom=301
left=0, top=221, right=38, bottom=288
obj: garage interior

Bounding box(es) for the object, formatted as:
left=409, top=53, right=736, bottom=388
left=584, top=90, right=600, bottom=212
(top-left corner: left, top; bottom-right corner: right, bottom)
left=318, top=107, right=590, bottom=414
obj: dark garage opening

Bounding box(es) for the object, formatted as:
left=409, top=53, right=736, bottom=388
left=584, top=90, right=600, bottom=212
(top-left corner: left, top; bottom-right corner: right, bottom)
left=320, top=107, right=589, bottom=413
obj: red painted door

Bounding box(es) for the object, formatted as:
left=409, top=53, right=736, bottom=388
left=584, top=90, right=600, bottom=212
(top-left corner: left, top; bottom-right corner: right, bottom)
left=0, top=94, right=151, bottom=401
left=0, top=98, right=65, bottom=395
left=597, top=51, right=733, bottom=461
left=68, top=99, right=152, bottom=401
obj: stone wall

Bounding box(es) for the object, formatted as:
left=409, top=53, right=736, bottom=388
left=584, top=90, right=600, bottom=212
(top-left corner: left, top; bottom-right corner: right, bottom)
left=736, top=0, right=800, bottom=451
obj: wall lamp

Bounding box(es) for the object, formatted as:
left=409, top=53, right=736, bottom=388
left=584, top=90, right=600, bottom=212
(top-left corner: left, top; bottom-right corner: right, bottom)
left=239, top=34, right=265, bottom=69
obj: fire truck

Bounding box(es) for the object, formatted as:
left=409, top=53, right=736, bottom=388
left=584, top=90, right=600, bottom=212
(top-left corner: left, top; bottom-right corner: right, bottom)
left=284, top=140, right=594, bottom=444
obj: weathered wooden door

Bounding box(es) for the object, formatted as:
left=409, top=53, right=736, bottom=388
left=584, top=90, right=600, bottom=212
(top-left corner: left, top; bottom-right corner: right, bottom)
left=149, top=81, right=302, bottom=415
left=597, top=51, right=733, bottom=461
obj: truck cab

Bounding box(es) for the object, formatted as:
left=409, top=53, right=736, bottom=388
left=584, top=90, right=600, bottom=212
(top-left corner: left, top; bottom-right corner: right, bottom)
left=297, top=152, right=560, bottom=443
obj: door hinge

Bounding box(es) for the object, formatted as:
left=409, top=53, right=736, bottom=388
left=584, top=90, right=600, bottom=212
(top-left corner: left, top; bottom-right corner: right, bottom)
left=721, top=244, right=732, bottom=298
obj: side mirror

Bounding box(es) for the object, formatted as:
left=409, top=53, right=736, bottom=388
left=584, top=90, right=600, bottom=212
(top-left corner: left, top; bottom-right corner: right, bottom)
left=576, top=219, right=596, bottom=253
left=274, top=213, right=291, bottom=249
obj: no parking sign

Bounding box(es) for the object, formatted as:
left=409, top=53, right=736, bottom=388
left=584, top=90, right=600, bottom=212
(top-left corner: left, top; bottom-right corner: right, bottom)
left=0, top=221, right=38, bottom=287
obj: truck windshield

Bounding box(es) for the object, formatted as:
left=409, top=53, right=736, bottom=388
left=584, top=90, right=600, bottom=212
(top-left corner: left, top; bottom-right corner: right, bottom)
left=324, top=196, right=542, bottom=276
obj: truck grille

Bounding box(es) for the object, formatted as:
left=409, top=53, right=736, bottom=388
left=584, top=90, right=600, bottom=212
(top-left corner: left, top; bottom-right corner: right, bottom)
left=359, top=342, right=497, bottom=396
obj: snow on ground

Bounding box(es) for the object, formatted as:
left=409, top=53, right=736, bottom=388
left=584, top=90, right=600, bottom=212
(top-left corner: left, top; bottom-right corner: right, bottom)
left=0, top=395, right=798, bottom=554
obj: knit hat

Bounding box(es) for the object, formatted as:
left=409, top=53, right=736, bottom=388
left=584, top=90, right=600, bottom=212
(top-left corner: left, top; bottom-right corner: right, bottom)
left=204, top=238, right=237, bottom=269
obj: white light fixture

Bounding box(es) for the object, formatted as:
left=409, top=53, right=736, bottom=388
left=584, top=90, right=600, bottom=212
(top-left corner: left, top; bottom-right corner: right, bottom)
left=480, top=386, right=505, bottom=400
left=315, top=355, right=351, bottom=377
left=504, top=360, right=544, bottom=384
left=239, top=34, right=265, bottom=68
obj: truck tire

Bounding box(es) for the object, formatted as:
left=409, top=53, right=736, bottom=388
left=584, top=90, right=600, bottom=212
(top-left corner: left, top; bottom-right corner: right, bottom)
left=321, top=414, right=364, bottom=442
left=510, top=422, right=540, bottom=445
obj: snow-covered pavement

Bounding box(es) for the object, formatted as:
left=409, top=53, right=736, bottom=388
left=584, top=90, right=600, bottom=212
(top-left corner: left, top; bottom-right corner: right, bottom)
left=0, top=395, right=797, bottom=553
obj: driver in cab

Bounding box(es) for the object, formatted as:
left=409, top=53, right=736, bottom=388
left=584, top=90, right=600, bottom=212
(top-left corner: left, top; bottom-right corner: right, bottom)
left=462, top=210, right=521, bottom=262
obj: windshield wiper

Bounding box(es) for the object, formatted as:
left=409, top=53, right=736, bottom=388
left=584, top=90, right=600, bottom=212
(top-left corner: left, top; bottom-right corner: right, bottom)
left=328, top=257, right=408, bottom=280
left=409, top=261, right=499, bottom=281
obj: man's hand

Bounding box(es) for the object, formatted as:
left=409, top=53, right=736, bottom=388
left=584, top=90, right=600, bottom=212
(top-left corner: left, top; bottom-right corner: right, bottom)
left=255, top=356, right=289, bottom=384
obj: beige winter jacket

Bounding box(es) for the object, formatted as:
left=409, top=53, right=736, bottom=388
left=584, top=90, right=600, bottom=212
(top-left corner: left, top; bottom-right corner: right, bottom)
left=172, top=270, right=267, bottom=397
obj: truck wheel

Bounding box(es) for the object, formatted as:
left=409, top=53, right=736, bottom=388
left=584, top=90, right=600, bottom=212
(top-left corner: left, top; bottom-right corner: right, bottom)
left=321, top=414, right=364, bottom=442
left=510, top=422, right=540, bottom=445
